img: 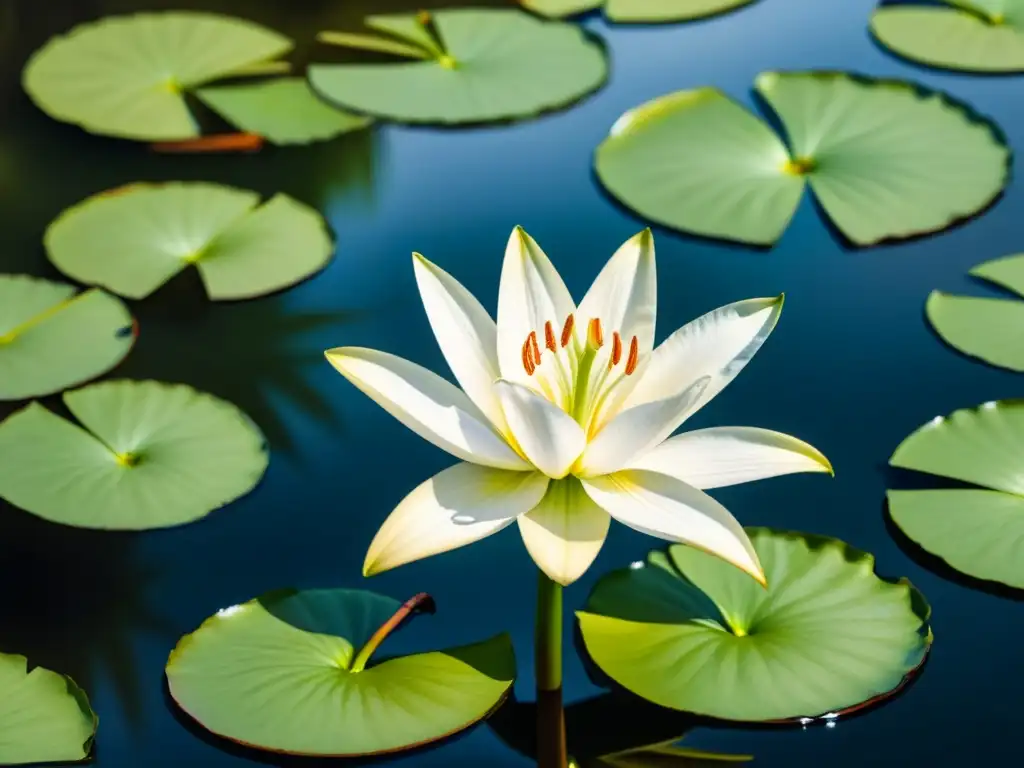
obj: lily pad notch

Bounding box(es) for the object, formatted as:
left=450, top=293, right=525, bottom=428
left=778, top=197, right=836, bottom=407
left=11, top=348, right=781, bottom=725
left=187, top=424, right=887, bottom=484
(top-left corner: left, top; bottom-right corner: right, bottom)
left=522, top=0, right=759, bottom=23
left=308, top=9, right=608, bottom=124
left=22, top=11, right=370, bottom=145
left=44, top=182, right=335, bottom=301
left=594, top=70, right=1010, bottom=247
left=889, top=400, right=1024, bottom=590
left=0, top=274, right=136, bottom=401
left=166, top=588, right=516, bottom=756
left=0, top=379, right=269, bottom=530
left=871, top=1, right=1024, bottom=73
left=0, top=653, right=98, bottom=765
left=577, top=528, right=932, bottom=722
left=926, top=252, right=1024, bottom=371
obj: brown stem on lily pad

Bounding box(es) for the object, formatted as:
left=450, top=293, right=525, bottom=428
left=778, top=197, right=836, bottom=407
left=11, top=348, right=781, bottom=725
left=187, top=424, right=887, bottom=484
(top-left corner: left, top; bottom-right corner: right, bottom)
left=350, top=592, right=436, bottom=673
left=151, top=133, right=264, bottom=153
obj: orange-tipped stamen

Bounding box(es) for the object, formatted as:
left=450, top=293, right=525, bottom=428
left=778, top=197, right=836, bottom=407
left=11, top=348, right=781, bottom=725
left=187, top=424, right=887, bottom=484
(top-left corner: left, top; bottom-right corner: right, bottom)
left=625, top=336, right=639, bottom=375
left=588, top=318, right=604, bottom=349
left=560, top=314, right=575, bottom=348
left=529, top=331, right=541, bottom=365
left=544, top=321, right=557, bottom=352
left=522, top=339, right=535, bottom=375
left=610, top=331, right=623, bottom=369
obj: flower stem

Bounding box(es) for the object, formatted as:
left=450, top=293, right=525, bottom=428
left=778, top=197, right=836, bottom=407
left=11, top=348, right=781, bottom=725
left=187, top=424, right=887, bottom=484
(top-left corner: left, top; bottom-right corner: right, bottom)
left=350, top=592, right=434, bottom=673
left=535, top=570, right=567, bottom=768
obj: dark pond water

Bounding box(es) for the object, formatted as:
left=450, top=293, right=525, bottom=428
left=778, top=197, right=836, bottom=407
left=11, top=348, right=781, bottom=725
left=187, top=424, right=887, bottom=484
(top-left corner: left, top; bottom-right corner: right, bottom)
left=1, top=0, right=1022, bottom=765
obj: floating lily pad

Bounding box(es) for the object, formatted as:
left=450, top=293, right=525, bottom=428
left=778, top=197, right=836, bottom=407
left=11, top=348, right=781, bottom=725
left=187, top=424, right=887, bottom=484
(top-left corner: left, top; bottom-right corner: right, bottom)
left=926, top=252, right=1024, bottom=370
left=0, top=275, right=135, bottom=401
left=522, top=0, right=755, bottom=22
left=0, top=653, right=97, bottom=765
left=22, top=12, right=293, bottom=141
left=871, top=1, right=1024, bottom=73
left=308, top=9, right=607, bottom=124
left=0, top=379, right=268, bottom=530
left=44, top=182, right=334, bottom=301
left=889, top=400, right=1024, bottom=589
left=166, top=588, right=516, bottom=756
left=195, top=78, right=372, bottom=145
left=577, top=529, right=931, bottom=721
left=595, top=71, right=1009, bottom=246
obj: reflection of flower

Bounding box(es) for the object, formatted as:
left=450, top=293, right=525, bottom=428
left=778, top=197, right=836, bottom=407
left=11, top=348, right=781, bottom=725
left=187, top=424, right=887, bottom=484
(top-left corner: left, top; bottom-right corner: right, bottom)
left=327, top=228, right=831, bottom=586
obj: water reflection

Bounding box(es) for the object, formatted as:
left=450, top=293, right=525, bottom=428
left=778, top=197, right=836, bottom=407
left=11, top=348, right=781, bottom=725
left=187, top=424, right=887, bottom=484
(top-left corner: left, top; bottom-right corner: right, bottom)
left=0, top=503, right=174, bottom=727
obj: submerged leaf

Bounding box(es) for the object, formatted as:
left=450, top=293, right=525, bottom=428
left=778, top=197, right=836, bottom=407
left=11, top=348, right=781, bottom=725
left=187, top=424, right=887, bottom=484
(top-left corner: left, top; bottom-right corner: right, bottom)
left=44, top=182, right=334, bottom=301
left=0, top=275, right=135, bottom=401
left=0, top=653, right=97, bottom=765
left=578, top=529, right=931, bottom=721
left=308, top=9, right=607, bottom=124
left=889, top=400, right=1024, bottom=589
left=22, top=12, right=292, bottom=141
left=0, top=379, right=268, bottom=530
left=166, top=588, right=516, bottom=756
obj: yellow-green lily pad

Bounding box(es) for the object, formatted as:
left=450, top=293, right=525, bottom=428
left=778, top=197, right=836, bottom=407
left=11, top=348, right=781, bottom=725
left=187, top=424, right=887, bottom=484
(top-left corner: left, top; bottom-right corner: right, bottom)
left=926, top=252, right=1024, bottom=371
left=0, top=379, right=268, bottom=530
left=308, top=9, right=607, bottom=124
left=522, top=0, right=755, bottom=22
left=166, top=588, right=516, bottom=756
left=44, top=182, right=334, bottom=301
left=0, top=653, right=97, bottom=765
left=578, top=529, right=932, bottom=721
left=871, top=1, right=1024, bottom=73
left=595, top=71, right=1009, bottom=246
left=194, top=78, right=372, bottom=145
left=0, top=275, right=135, bottom=401
left=889, top=400, right=1024, bottom=589
left=22, top=12, right=293, bottom=141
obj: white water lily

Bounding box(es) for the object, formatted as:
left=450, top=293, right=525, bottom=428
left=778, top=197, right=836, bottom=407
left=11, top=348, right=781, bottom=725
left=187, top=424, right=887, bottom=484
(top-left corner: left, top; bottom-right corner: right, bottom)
left=326, top=227, right=831, bottom=587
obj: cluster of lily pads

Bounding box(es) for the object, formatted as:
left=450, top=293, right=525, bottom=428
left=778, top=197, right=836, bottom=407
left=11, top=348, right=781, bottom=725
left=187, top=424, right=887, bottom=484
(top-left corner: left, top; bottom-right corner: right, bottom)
left=0, top=1, right=1020, bottom=766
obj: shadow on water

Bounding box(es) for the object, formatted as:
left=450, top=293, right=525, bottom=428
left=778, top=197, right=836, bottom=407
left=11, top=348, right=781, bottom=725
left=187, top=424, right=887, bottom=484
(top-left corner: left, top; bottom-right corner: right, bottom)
left=0, top=502, right=175, bottom=727
left=110, top=268, right=359, bottom=456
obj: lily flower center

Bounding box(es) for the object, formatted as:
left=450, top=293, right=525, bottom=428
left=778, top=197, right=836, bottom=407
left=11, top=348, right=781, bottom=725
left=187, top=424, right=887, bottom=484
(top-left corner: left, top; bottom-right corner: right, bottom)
left=520, top=314, right=640, bottom=435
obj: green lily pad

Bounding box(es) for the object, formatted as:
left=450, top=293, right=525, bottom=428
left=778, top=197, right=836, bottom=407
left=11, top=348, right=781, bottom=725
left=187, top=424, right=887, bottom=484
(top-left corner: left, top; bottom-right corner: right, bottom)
left=22, top=12, right=293, bottom=141
left=0, top=379, right=268, bottom=530
left=308, top=9, right=607, bottom=124
left=44, top=182, right=334, bottom=301
left=0, top=653, right=97, bottom=765
left=926, top=252, right=1024, bottom=371
left=889, top=400, right=1024, bottom=589
left=577, top=528, right=932, bottom=721
left=522, top=0, right=755, bottom=22
left=871, top=1, right=1024, bottom=73
left=595, top=71, right=1009, bottom=246
left=194, top=78, right=372, bottom=145
left=0, top=275, right=135, bottom=401
left=166, top=588, right=516, bottom=756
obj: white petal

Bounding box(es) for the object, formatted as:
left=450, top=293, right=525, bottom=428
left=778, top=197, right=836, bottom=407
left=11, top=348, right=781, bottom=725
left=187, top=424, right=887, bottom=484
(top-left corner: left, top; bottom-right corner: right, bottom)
left=577, top=228, right=657, bottom=358
left=412, top=252, right=507, bottom=431
left=581, top=470, right=765, bottom=585
left=364, top=463, right=549, bottom=575
left=576, top=375, right=711, bottom=477
left=495, top=379, right=586, bottom=479
left=496, top=227, right=576, bottom=386
left=325, top=347, right=528, bottom=470
left=517, top=477, right=611, bottom=586
left=627, top=427, right=833, bottom=489
left=622, top=296, right=784, bottom=429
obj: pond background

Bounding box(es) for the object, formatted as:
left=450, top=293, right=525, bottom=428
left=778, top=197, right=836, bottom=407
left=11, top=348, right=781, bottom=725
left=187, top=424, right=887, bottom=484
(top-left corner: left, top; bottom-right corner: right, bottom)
left=0, top=0, right=1021, bottom=765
